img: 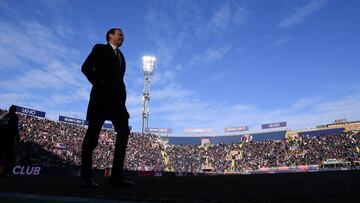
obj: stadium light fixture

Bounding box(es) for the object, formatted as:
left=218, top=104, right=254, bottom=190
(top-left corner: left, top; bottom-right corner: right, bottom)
left=142, top=56, right=156, bottom=76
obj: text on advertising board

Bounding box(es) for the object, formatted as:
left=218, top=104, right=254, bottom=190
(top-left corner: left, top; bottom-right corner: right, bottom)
left=262, top=121, right=287, bottom=129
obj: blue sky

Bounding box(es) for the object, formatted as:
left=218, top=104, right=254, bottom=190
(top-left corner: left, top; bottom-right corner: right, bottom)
left=1, top=0, right=360, bottom=134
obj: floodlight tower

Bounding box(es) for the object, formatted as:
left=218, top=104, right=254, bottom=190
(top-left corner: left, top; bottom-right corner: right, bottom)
left=141, top=56, right=156, bottom=133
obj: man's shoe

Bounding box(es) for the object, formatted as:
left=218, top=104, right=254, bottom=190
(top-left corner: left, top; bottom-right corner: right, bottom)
left=109, top=177, right=134, bottom=187
left=80, top=179, right=99, bottom=188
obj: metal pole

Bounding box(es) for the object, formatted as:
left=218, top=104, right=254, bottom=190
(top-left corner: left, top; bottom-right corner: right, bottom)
left=142, top=76, right=151, bottom=133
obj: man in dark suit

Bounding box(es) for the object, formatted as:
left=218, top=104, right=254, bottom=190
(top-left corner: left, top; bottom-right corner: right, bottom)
left=80, top=28, right=133, bottom=188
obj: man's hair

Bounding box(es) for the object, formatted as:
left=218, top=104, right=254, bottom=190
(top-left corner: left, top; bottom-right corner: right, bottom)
left=106, top=28, right=122, bottom=42
left=9, top=105, right=16, bottom=114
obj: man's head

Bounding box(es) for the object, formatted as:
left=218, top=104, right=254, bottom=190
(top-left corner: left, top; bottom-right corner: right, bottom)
left=106, top=28, right=124, bottom=47
left=9, top=105, right=16, bottom=114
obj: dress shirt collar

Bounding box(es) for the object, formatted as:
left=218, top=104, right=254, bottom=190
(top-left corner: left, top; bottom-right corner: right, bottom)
left=109, top=43, right=118, bottom=51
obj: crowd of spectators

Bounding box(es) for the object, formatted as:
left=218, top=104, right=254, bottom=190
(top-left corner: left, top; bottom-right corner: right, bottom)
left=162, top=131, right=360, bottom=172
left=1, top=109, right=359, bottom=173
left=0, top=109, right=164, bottom=170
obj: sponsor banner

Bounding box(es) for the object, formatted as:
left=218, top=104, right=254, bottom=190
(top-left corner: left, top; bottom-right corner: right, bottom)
left=10, top=165, right=79, bottom=176
left=12, top=165, right=42, bottom=176
left=184, top=128, right=212, bottom=133
left=103, top=123, right=113, bottom=130
left=262, top=121, right=287, bottom=129
left=15, top=105, right=46, bottom=118
left=102, top=123, right=131, bottom=131
left=146, top=127, right=172, bottom=133
left=58, top=115, right=88, bottom=126
left=224, top=126, right=249, bottom=132
left=2, top=166, right=203, bottom=177
left=103, top=123, right=132, bottom=130
left=334, top=119, right=347, bottom=123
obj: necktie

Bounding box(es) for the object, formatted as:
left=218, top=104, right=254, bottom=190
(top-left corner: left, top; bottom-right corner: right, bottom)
left=115, top=49, right=122, bottom=63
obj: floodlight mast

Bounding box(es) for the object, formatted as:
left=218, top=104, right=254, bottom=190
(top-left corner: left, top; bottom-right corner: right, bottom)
left=141, top=56, right=156, bottom=133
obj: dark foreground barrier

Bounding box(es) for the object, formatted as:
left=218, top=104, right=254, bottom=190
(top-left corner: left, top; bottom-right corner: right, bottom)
left=1, top=170, right=360, bottom=203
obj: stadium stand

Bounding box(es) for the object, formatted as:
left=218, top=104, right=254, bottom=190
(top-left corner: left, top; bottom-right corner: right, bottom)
left=1, top=108, right=359, bottom=175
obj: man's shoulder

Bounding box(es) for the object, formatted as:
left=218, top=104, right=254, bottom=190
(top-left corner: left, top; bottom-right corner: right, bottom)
left=93, top=43, right=108, bottom=50
left=94, top=43, right=107, bottom=47
left=91, top=44, right=111, bottom=53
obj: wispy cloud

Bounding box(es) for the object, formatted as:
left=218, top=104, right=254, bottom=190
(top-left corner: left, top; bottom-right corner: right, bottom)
left=0, top=20, right=73, bottom=67
left=0, top=92, right=35, bottom=110
left=0, top=3, right=90, bottom=120
left=0, top=46, right=23, bottom=69
left=203, top=43, right=232, bottom=62
left=0, top=62, right=84, bottom=91
left=150, top=88, right=360, bottom=133
left=246, top=35, right=294, bottom=62
left=152, top=83, right=193, bottom=102
left=203, top=72, right=227, bottom=84
left=196, top=2, right=250, bottom=40
left=190, top=43, right=232, bottom=66
left=279, top=0, right=328, bottom=28
left=209, top=4, right=232, bottom=34
left=233, top=2, right=250, bottom=25
left=290, top=97, right=322, bottom=112
left=271, top=36, right=294, bottom=47
left=144, top=1, right=250, bottom=70
left=144, top=3, right=182, bottom=68
left=47, top=87, right=90, bottom=106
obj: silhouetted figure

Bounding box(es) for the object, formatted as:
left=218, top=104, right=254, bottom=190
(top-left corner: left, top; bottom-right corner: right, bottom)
left=0, top=105, right=19, bottom=176
left=80, top=28, right=133, bottom=188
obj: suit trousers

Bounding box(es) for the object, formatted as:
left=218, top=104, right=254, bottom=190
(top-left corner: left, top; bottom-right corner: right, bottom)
left=80, top=118, right=130, bottom=180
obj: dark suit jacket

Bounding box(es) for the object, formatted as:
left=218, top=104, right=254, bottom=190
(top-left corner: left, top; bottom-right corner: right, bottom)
left=82, top=43, right=129, bottom=121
